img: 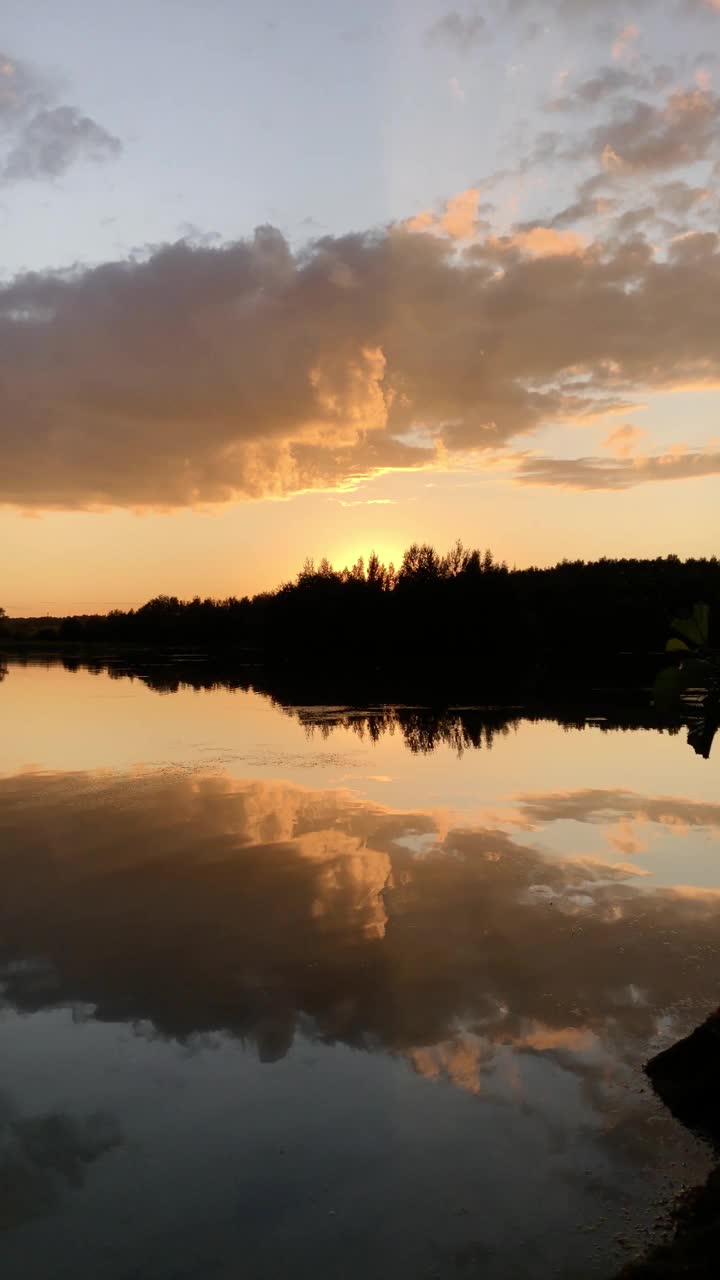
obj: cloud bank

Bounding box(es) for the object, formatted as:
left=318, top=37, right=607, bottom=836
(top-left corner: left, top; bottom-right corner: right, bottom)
left=1, top=6, right=719, bottom=511
left=1, top=216, right=719, bottom=509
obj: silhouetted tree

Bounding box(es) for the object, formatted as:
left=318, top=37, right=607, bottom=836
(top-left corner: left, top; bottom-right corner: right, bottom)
left=3, top=546, right=719, bottom=698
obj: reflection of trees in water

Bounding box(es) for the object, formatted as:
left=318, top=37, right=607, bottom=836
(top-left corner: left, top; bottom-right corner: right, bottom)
left=295, top=705, right=520, bottom=755
left=265, top=698, right=686, bottom=755
left=4, top=651, right=690, bottom=755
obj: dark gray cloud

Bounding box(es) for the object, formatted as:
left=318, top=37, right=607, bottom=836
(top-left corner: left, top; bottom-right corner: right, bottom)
left=546, top=64, right=674, bottom=112
left=550, top=174, right=716, bottom=237
left=4, top=106, right=121, bottom=181
left=591, top=87, right=720, bottom=172
left=531, top=82, right=720, bottom=176
left=654, top=178, right=715, bottom=215
left=550, top=177, right=618, bottom=226
left=515, top=448, right=720, bottom=489
left=425, top=8, right=489, bottom=49
left=0, top=50, right=121, bottom=184
left=0, top=1096, right=120, bottom=1231
left=1, top=218, right=720, bottom=507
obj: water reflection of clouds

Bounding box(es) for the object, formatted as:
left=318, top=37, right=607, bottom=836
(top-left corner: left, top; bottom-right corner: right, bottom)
left=512, top=789, right=720, bottom=833
left=0, top=1094, right=120, bottom=1232
left=494, top=787, right=720, bottom=889
left=2, top=768, right=719, bottom=1079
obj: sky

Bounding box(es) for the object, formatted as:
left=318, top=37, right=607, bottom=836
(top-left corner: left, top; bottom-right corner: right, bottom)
left=1, top=0, right=719, bottom=613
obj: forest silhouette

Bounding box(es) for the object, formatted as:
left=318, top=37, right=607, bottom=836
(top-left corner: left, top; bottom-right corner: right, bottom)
left=3, top=542, right=719, bottom=694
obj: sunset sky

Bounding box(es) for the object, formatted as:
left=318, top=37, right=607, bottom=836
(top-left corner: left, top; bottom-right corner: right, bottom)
left=2, top=0, right=719, bottom=613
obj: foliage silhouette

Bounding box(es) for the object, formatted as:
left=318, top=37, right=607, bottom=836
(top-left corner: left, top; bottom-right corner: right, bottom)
left=653, top=602, right=720, bottom=759
left=0, top=650, right=693, bottom=756
left=3, top=543, right=720, bottom=696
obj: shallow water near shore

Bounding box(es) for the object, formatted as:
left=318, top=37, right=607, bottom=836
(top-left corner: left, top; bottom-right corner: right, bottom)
left=1, top=659, right=719, bottom=1278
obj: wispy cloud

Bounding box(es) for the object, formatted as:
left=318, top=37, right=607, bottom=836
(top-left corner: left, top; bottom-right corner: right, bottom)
left=515, top=446, right=720, bottom=489
left=0, top=50, right=121, bottom=184
left=611, top=23, right=640, bottom=61
left=545, top=64, right=673, bottom=112
left=593, top=87, right=720, bottom=174
left=425, top=8, right=488, bottom=51
left=333, top=498, right=397, bottom=507
left=449, top=75, right=466, bottom=102
left=603, top=424, right=647, bottom=457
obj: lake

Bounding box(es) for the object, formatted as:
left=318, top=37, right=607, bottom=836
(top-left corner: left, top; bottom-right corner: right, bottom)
left=1, top=658, right=719, bottom=1278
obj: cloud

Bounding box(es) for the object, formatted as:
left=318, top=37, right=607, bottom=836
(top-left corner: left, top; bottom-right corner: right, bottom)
left=0, top=1097, right=121, bottom=1231
left=549, top=174, right=715, bottom=240
left=603, top=424, right=647, bottom=457
left=490, top=224, right=587, bottom=256
left=2, top=216, right=720, bottom=508
left=404, top=185, right=482, bottom=238
left=514, top=788, right=720, bottom=832
left=2, top=767, right=720, bottom=1101
left=535, top=78, right=720, bottom=180
left=425, top=8, right=488, bottom=51
left=0, top=53, right=52, bottom=125
left=0, top=49, right=121, bottom=184
left=4, top=106, right=121, bottom=181
left=654, top=179, right=714, bottom=215
left=591, top=87, right=720, bottom=173
left=611, top=23, right=640, bottom=60
left=515, top=446, right=720, bottom=489
left=546, top=64, right=673, bottom=111
left=449, top=74, right=466, bottom=101
left=507, top=0, right=717, bottom=24
left=334, top=497, right=396, bottom=506
left=501, top=0, right=654, bottom=22
left=550, top=177, right=618, bottom=227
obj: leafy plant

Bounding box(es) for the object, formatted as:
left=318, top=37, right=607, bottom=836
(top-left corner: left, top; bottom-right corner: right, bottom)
left=654, top=603, right=719, bottom=758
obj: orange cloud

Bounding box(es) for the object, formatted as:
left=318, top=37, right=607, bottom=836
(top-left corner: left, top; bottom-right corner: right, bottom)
left=405, top=186, right=481, bottom=240
left=612, top=23, right=639, bottom=60
left=603, top=425, right=647, bottom=458
left=607, top=820, right=650, bottom=856
left=595, top=87, right=720, bottom=173
left=2, top=217, right=720, bottom=508
left=503, top=225, right=587, bottom=258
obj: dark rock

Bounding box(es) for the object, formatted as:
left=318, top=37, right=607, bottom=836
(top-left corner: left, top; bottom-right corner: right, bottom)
left=616, top=1010, right=720, bottom=1276
left=645, top=1008, right=720, bottom=1148
left=618, top=1168, right=720, bottom=1277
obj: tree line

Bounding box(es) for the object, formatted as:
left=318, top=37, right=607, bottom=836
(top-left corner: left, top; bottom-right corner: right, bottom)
left=2, top=542, right=719, bottom=692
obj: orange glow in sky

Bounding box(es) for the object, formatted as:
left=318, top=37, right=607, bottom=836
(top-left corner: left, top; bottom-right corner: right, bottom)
left=2, top=5, right=720, bottom=613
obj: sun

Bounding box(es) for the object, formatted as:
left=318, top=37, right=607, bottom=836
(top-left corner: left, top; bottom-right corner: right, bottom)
left=331, top=540, right=404, bottom=574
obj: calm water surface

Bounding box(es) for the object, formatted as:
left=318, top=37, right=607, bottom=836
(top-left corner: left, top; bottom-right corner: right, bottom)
left=1, top=660, right=719, bottom=1278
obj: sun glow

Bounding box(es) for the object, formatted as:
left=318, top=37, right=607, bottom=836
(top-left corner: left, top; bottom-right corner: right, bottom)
left=328, top=540, right=406, bottom=576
